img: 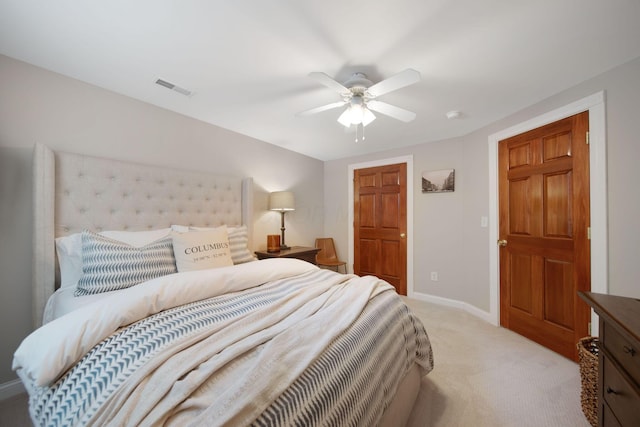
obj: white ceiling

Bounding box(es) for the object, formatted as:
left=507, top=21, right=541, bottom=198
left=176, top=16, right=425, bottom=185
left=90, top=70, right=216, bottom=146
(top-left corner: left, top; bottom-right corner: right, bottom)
left=2, top=1, right=640, bottom=161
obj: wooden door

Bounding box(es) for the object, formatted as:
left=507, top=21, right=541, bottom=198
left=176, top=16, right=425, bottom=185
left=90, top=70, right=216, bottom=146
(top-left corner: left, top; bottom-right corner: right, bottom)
left=499, top=111, right=591, bottom=361
left=354, top=163, right=407, bottom=295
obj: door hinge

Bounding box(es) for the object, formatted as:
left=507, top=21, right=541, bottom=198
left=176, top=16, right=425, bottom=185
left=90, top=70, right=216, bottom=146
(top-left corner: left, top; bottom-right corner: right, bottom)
left=587, top=227, right=591, bottom=240
left=586, top=131, right=590, bottom=145
left=588, top=322, right=592, bottom=335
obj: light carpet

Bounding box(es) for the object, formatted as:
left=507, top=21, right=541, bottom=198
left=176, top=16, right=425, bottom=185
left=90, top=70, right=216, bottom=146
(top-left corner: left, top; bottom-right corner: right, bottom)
left=404, top=297, right=591, bottom=427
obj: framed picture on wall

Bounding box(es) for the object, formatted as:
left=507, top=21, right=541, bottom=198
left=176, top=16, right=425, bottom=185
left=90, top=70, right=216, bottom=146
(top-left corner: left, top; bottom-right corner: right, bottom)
left=422, top=169, right=455, bottom=193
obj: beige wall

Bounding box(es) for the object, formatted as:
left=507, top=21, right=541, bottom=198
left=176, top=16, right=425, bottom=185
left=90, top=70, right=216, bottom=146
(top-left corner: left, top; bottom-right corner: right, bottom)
left=323, top=132, right=490, bottom=310
left=0, top=55, right=324, bottom=384
left=325, top=56, right=640, bottom=313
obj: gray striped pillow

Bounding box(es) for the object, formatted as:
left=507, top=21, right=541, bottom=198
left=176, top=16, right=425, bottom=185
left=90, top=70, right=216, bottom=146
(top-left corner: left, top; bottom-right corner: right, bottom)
left=228, top=226, right=256, bottom=264
left=75, top=230, right=177, bottom=296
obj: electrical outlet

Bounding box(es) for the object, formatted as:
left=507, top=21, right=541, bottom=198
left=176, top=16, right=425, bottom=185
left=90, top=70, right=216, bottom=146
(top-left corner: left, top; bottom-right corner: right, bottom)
left=430, top=272, right=438, bottom=281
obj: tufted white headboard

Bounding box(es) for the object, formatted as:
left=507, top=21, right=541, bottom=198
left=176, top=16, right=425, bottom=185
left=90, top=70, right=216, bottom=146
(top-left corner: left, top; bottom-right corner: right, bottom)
left=32, top=143, right=253, bottom=327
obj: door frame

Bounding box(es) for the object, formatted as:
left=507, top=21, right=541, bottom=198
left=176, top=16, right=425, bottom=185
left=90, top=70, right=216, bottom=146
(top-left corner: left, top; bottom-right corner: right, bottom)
left=348, top=155, right=414, bottom=295
left=488, top=91, right=608, bottom=330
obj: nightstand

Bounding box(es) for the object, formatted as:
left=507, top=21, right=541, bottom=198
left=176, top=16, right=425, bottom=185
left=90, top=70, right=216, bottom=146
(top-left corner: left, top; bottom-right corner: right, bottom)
left=255, top=246, right=321, bottom=265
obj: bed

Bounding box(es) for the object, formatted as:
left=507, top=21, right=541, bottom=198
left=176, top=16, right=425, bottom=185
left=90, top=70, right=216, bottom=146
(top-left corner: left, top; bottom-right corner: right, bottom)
left=13, top=144, right=433, bottom=426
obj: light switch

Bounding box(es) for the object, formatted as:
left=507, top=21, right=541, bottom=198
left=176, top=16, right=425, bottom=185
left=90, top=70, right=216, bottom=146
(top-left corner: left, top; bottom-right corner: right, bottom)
left=481, top=216, right=488, bottom=228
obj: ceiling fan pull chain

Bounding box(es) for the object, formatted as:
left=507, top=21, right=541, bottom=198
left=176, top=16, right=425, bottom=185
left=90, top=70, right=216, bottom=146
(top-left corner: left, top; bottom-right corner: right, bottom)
left=362, top=123, right=366, bottom=141
left=355, top=124, right=359, bottom=142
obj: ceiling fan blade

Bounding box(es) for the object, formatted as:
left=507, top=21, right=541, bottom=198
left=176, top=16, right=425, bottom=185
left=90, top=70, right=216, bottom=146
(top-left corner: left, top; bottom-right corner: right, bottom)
left=366, top=69, right=421, bottom=98
left=367, top=100, right=416, bottom=122
left=308, top=72, right=350, bottom=95
left=297, top=101, right=346, bottom=117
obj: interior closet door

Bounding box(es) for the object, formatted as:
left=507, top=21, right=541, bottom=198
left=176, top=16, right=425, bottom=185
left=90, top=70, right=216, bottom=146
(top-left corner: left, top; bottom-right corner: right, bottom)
left=498, top=111, right=591, bottom=360
left=354, top=163, right=407, bottom=295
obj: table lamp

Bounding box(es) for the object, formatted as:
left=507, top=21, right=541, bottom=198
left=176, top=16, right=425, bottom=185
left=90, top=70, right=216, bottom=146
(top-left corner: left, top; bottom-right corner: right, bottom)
left=269, top=191, right=295, bottom=250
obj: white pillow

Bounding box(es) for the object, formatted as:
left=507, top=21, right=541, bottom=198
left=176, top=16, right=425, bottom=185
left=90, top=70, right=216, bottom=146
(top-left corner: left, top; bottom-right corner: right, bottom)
left=55, top=233, right=84, bottom=289
left=55, top=228, right=172, bottom=289
left=172, top=227, right=233, bottom=272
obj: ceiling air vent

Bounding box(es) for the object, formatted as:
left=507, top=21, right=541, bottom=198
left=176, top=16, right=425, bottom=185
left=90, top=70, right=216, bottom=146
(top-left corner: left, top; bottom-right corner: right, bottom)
left=155, top=78, right=193, bottom=97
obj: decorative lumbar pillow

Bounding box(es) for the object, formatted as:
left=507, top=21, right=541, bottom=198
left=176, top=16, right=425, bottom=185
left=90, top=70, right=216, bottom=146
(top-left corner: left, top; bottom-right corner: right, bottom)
left=75, top=230, right=177, bottom=296
left=228, top=225, right=256, bottom=264
left=172, top=227, right=233, bottom=272
left=56, top=228, right=172, bottom=289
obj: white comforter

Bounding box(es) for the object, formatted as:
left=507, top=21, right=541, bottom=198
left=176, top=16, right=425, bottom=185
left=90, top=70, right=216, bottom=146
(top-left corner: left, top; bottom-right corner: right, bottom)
left=14, top=259, right=323, bottom=390
left=14, top=259, right=428, bottom=426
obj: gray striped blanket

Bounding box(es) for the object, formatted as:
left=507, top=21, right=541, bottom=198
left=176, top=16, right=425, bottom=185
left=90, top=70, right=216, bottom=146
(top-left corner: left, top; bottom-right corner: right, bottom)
left=21, top=263, right=433, bottom=426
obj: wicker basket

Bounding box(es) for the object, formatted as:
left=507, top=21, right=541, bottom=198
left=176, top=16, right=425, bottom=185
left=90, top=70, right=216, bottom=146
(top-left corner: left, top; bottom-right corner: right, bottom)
left=577, top=336, right=599, bottom=427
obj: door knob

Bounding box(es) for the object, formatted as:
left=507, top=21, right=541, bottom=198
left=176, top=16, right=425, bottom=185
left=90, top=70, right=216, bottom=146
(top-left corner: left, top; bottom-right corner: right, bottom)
left=400, top=233, right=406, bottom=238
left=497, top=239, right=507, bottom=247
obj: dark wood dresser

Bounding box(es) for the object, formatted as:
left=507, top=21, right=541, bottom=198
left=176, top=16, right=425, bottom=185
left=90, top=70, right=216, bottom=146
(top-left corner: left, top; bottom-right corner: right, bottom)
left=579, top=292, right=640, bottom=426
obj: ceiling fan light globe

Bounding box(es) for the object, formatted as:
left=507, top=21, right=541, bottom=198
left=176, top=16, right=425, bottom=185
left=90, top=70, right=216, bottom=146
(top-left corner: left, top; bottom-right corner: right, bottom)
left=351, top=110, right=363, bottom=125
left=348, top=102, right=366, bottom=124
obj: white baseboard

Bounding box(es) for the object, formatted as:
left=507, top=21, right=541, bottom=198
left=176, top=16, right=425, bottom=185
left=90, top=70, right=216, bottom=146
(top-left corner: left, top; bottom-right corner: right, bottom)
left=0, top=379, right=26, bottom=400
left=409, top=291, right=495, bottom=325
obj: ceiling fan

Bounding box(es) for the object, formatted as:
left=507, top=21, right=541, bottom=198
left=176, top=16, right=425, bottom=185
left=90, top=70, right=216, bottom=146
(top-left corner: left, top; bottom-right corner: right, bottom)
left=298, top=68, right=421, bottom=139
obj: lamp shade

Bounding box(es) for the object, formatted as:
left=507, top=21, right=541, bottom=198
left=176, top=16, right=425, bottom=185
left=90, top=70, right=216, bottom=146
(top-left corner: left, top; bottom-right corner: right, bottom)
left=269, top=191, right=295, bottom=211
